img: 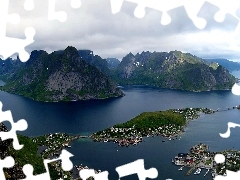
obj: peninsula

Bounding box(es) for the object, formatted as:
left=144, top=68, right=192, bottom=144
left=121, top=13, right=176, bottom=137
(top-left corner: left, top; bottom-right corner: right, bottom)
left=91, top=107, right=215, bottom=146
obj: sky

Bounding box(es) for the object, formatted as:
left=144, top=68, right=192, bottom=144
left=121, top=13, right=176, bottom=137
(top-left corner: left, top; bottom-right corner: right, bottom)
left=6, top=0, right=240, bottom=61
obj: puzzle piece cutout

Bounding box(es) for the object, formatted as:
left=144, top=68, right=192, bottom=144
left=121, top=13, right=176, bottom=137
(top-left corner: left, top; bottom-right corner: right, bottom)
left=24, top=0, right=35, bottom=11
left=116, top=159, right=158, bottom=180
left=0, top=101, right=28, bottom=150
left=110, top=0, right=240, bottom=30
left=215, top=170, right=240, bottom=180
left=216, top=83, right=240, bottom=179
left=0, top=0, right=35, bottom=62
left=206, top=0, right=240, bottom=23
left=0, top=156, right=15, bottom=180
left=219, top=122, right=240, bottom=138
left=48, top=0, right=81, bottom=22
left=20, top=149, right=73, bottom=180
left=214, top=153, right=240, bottom=179
left=0, top=0, right=82, bottom=62
left=231, top=83, right=240, bottom=95
left=110, top=0, right=207, bottom=28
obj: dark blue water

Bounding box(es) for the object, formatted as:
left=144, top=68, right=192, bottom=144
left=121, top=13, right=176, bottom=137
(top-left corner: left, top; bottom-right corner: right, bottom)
left=1, top=73, right=240, bottom=179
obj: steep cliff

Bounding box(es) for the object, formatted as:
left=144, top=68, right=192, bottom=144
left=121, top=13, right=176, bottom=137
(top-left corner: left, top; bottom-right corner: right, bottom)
left=0, top=46, right=124, bottom=101
left=114, top=51, right=236, bottom=91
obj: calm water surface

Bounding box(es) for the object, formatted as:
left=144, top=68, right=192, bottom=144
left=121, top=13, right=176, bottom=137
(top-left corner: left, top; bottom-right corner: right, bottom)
left=1, top=72, right=240, bottom=179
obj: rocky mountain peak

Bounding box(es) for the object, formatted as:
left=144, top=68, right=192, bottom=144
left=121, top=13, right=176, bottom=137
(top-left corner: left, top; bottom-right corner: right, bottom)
left=63, top=46, right=79, bottom=60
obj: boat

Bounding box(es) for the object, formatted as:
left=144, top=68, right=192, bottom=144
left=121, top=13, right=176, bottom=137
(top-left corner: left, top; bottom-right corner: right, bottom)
left=64, top=143, right=71, bottom=148
left=204, top=169, right=209, bottom=176
left=194, top=168, right=201, bottom=175
left=178, top=166, right=184, bottom=171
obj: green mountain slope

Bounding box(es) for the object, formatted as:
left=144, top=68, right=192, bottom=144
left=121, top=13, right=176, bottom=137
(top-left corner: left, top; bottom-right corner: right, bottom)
left=204, top=58, right=240, bottom=72
left=113, top=51, right=236, bottom=91
left=0, top=46, right=124, bottom=102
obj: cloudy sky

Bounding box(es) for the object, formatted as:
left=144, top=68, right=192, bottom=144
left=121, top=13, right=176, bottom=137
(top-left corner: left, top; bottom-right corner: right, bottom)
left=6, top=0, right=240, bottom=61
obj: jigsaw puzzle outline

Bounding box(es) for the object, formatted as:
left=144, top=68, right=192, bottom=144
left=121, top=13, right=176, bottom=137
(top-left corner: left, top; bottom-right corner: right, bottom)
left=0, top=101, right=75, bottom=180
left=1, top=0, right=240, bottom=179
left=0, top=99, right=159, bottom=180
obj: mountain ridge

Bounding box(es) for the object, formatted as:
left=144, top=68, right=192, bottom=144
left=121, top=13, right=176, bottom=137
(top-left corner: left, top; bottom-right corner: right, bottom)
left=113, top=51, right=236, bottom=91
left=204, top=58, right=240, bottom=72
left=0, top=48, right=236, bottom=99
left=0, top=46, right=124, bottom=102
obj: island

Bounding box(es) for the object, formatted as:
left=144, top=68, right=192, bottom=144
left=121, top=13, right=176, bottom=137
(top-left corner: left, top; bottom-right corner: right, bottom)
left=91, top=107, right=215, bottom=146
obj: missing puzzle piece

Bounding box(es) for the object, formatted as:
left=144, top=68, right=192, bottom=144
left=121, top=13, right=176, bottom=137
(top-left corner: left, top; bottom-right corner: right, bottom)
left=20, top=149, right=73, bottom=180
left=116, top=159, right=158, bottom=180
left=0, top=101, right=28, bottom=150
left=214, top=153, right=240, bottom=179
left=0, top=156, right=15, bottom=180
left=0, top=0, right=35, bottom=62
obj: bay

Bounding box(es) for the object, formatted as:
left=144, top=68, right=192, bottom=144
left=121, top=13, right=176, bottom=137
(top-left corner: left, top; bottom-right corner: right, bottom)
left=1, top=74, right=240, bottom=179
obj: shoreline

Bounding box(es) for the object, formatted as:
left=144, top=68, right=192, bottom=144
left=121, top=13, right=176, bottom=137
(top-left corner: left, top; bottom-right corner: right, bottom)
left=173, top=143, right=240, bottom=179
left=90, top=107, right=217, bottom=147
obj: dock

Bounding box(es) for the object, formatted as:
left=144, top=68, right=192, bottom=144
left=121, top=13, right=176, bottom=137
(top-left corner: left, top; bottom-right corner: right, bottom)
left=186, top=166, right=195, bottom=176
left=204, top=169, right=209, bottom=176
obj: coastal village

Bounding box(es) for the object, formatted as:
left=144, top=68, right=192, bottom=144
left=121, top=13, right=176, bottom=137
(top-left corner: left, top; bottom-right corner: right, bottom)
left=91, top=107, right=215, bottom=147
left=32, top=133, right=101, bottom=180
left=32, top=133, right=79, bottom=180
left=2, top=105, right=240, bottom=179
left=173, top=143, right=240, bottom=179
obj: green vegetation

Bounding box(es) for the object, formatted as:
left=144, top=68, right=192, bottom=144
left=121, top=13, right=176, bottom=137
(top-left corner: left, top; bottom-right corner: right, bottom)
left=32, top=132, right=77, bottom=159
left=0, top=46, right=124, bottom=102
left=7, top=134, right=46, bottom=175
left=4, top=133, right=77, bottom=179
left=114, top=51, right=236, bottom=91
left=174, top=144, right=240, bottom=177
left=114, top=110, right=186, bottom=129
left=91, top=108, right=208, bottom=146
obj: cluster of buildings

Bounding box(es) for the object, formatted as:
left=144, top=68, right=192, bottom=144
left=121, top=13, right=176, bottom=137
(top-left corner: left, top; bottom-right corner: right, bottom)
left=173, top=143, right=240, bottom=178
left=32, top=132, right=78, bottom=158
left=91, top=108, right=212, bottom=146
left=173, top=144, right=214, bottom=177
left=91, top=123, right=183, bottom=147
left=214, top=150, right=240, bottom=176
left=32, top=133, right=79, bottom=180
left=74, top=165, right=102, bottom=180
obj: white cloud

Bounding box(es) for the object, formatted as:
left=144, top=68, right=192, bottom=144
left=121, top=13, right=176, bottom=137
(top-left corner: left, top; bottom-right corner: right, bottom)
left=6, top=0, right=240, bottom=61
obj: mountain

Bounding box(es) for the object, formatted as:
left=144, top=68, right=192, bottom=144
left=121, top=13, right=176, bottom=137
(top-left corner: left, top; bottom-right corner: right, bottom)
left=0, top=57, right=24, bottom=79
left=204, top=58, right=240, bottom=72
left=0, top=46, right=124, bottom=102
left=106, top=58, right=120, bottom=69
left=113, top=51, right=236, bottom=91
left=78, top=50, right=110, bottom=75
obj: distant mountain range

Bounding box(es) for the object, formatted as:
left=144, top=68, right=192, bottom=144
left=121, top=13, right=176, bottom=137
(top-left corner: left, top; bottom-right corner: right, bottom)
left=113, top=51, right=236, bottom=91
left=204, top=58, right=240, bottom=72
left=0, top=47, right=124, bottom=102
left=106, top=58, right=120, bottom=69
left=0, top=48, right=236, bottom=101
